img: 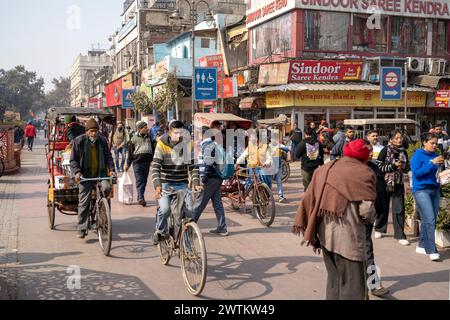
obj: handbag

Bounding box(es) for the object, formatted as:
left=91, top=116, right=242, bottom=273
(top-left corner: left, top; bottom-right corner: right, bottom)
left=438, top=160, right=450, bottom=186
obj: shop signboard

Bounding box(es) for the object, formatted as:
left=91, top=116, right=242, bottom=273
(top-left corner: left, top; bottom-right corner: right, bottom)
left=289, top=60, right=363, bottom=82
left=435, top=90, right=450, bottom=108
left=105, top=78, right=123, bottom=107
left=266, top=90, right=426, bottom=108
left=259, top=63, right=290, bottom=85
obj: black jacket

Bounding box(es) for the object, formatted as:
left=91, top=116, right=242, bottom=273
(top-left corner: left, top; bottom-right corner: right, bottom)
left=368, top=161, right=389, bottom=219
left=295, top=137, right=324, bottom=173
left=70, top=134, right=115, bottom=177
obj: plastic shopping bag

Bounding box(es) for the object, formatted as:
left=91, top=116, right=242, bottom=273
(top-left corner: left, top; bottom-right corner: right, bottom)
left=118, top=171, right=134, bottom=205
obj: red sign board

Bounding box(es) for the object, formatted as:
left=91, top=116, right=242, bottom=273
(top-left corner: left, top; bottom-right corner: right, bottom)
left=218, top=77, right=238, bottom=99
left=289, top=60, right=363, bottom=82
left=105, top=79, right=123, bottom=107
left=199, top=54, right=224, bottom=68
left=88, top=97, right=103, bottom=109
left=435, top=90, right=450, bottom=108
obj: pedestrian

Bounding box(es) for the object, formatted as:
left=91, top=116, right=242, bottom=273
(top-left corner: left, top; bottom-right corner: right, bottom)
left=364, top=140, right=390, bottom=297
left=330, top=126, right=355, bottom=160
left=411, top=133, right=445, bottom=261
left=42, top=122, right=48, bottom=139
left=375, top=129, right=410, bottom=245
left=151, top=120, right=200, bottom=244
left=268, top=134, right=289, bottom=202
left=366, top=129, right=384, bottom=161
left=289, top=122, right=303, bottom=161
left=14, top=125, right=25, bottom=148
left=70, top=119, right=116, bottom=239
left=296, top=127, right=324, bottom=191
left=432, top=123, right=449, bottom=153
left=24, top=121, right=37, bottom=151
left=293, top=139, right=376, bottom=300
left=110, top=121, right=129, bottom=173
left=193, top=126, right=228, bottom=236
left=125, top=121, right=153, bottom=207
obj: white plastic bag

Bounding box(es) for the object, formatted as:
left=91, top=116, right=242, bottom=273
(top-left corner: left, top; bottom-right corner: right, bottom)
left=118, top=171, right=134, bottom=205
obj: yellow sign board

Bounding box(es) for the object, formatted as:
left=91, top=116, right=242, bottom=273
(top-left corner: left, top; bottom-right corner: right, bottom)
left=266, top=91, right=427, bottom=108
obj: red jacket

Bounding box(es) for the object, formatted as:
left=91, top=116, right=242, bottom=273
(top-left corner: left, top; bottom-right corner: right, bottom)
left=24, top=125, right=37, bottom=138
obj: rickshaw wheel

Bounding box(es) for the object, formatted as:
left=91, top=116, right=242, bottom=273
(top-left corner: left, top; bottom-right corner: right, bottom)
left=47, top=201, right=56, bottom=230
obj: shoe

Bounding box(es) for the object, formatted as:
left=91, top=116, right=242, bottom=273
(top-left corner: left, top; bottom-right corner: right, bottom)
left=77, top=230, right=86, bottom=239
left=398, top=239, right=410, bottom=246
left=371, top=286, right=390, bottom=297
left=152, top=232, right=162, bottom=245
left=374, top=232, right=382, bottom=239
left=416, top=246, right=426, bottom=255
left=278, top=196, right=286, bottom=203
left=429, top=253, right=440, bottom=261
left=209, top=228, right=229, bottom=236
left=139, top=200, right=146, bottom=207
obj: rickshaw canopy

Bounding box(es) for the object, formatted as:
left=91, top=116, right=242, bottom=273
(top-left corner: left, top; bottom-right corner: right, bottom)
left=343, top=118, right=419, bottom=127
left=194, top=113, right=252, bottom=130
left=257, top=114, right=289, bottom=127
left=45, top=107, right=115, bottom=124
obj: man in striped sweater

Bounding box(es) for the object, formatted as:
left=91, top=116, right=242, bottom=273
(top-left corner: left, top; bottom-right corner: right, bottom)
left=151, top=120, right=200, bottom=244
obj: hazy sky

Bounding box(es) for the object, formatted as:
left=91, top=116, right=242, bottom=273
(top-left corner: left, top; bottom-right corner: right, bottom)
left=0, top=0, right=123, bottom=92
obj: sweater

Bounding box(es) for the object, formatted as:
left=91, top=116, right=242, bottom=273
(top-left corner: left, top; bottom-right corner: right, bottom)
left=126, top=133, right=153, bottom=167
left=411, top=148, right=440, bottom=192
left=296, top=137, right=324, bottom=173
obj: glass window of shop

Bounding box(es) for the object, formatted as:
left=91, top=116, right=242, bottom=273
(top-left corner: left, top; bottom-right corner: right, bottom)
left=391, top=17, right=427, bottom=55
left=432, top=20, right=448, bottom=56
left=252, top=13, right=292, bottom=59
left=352, top=14, right=388, bottom=53
left=304, top=10, right=350, bottom=51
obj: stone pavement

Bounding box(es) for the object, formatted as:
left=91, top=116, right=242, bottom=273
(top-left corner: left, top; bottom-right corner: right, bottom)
left=1, top=132, right=450, bottom=300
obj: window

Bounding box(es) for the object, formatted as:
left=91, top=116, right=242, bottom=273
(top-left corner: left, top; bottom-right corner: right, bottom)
left=433, top=21, right=447, bottom=56
left=304, top=10, right=349, bottom=51
left=251, top=13, right=292, bottom=59
left=201, top=38, right=210, bottom=49
left=352, top=14, right=388, bottom=53
left=391, top=17, right=427, bottom=55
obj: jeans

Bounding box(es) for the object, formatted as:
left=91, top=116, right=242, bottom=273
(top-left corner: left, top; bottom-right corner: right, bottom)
left=245, top=168, right=272, bottom=191
left=291, top=141, right=299, bottom=161
left=132, top=161, right=151, bottom=201
left=114, top=146, right=126, bottom=172
left=78, top=180, right=111, bottom=231
left=27, top=137, right=34, bottom=151
left=275, top=162, right=284, bottom=197
left=414, top=188, right=440, bottom=254
left=193, top=177, right=226, bottom=231
left=156, top=183, right=189, bottom=235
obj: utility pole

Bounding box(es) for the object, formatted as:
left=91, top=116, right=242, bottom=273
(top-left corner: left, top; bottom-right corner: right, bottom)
left=404, top=62, right=408, bottom=119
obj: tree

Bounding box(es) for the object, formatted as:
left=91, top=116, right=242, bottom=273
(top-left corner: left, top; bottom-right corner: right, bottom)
left=131, top=91, right=153, bottom=115
left=0, top=66, right=45, bottom=121
left=43, top=77, right=71, bottom=109
left=153, top=72, right=183, bottom=118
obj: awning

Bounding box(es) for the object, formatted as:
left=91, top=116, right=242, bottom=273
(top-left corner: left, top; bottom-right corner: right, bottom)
left=257, top=82, right=434, bottom=93
left=227, top=24, right=248, bottom=48
left=239, top=97, right=259, bottom=109
left=410, top=75, right=450, bottom=89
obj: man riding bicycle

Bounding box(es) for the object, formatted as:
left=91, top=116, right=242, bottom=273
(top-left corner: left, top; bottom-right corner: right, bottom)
left=70, top=119, right=116, bottom=239
left=150, top=120, right=200, bottom=245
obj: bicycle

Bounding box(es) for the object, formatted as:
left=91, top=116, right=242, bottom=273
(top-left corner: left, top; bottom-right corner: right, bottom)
left=79, top=177, right=114, bottom=256
left=157, top=188, right=207, bottom=296
left=222, top=166, right=276, bottom=227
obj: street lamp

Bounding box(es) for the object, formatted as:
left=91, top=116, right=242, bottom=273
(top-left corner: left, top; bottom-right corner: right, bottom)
left=170, top=0, right=215, bottom=124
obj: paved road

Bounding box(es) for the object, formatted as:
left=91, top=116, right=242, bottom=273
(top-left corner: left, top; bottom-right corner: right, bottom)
left=1, top=132, right=450, bottom=300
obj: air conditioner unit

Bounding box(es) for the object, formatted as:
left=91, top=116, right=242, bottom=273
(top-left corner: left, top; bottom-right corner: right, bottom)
left=426, top=58, right=446, bottom=75
left=407, top=57, right=425, bottom=73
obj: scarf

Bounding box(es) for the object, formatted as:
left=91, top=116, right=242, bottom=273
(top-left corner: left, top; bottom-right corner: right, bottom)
left=385, top=144, right=405, bottom=188
left=83, top=136, right=107, bottom=178
left=292, top=157, right=376, bottom=252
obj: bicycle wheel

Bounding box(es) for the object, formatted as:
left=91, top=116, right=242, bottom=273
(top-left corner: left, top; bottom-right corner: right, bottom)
left=159, top=215, right=175, bottom=265
left=47, top=200, right=56, bottom=230
left=97, top=198, right=112, bottom=256
left=180, top=222, right=207, bottom=296
left=0, top=160, right=5, bottom=178
left=252, top=183, right=276, bottom=227
left=281, top=160, right=290, bottom=183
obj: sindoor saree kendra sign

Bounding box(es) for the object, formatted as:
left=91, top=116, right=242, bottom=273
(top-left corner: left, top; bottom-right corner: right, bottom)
left=246, top=0, right=450, bottom=28
left=289, top=60, right=363, bottom=82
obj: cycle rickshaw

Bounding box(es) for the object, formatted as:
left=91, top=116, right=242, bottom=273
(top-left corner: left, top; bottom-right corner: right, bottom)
left=45, top=107, right=116, bottom=256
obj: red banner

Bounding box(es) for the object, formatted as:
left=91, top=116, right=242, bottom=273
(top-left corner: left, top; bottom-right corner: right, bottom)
left=435, top=90, right=450, bottom=108
left=199, top=54, right=224, bottom=68
left=105, top=79, right=123, bottom=107
left=218, top=77, right=238, bottom=99
left=289, top=60, right=363, bottom=82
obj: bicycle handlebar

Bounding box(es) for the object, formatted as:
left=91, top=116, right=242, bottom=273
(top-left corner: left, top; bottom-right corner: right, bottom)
left=79, top=177, right=113, bottom=183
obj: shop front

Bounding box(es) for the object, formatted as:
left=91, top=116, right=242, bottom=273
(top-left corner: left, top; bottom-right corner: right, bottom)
left=105, top=73, right=135, bottom=124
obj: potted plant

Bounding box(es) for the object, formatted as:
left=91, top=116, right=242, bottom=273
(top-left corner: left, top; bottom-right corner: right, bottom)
left=405, top=191, right=416, bottom=230
left=435, top=204, right=450, bottom=248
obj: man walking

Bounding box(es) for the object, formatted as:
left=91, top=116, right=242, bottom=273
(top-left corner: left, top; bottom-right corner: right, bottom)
left=24, top=121, right=37, bottom=151
left=193, top=126, right=228, bottom=236
left=289, top=123, right=302, bottom=160
left=295, top=127, right=324, bottom=191
left=366, top=129, right=384, bottom=161
left=110, top=121, right=129, bottom=173
left=125, top=121, right=153, bottom=207
left=432, top=123, right=449, bottom=153
left=70, top=119, right=116, bottom=238
left=330, top=126, right=355, bottom=160
left=293, top=139, right=376, bottom=300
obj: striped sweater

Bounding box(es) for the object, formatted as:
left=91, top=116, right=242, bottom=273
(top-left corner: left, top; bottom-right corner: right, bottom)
left=151, top=134, right=199, bottom=188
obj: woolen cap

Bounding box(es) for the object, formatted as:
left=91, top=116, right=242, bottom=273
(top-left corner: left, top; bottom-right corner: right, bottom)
left=136, top=121, right=147, bottom=130
left=85, top=119, right=99, bottom=131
